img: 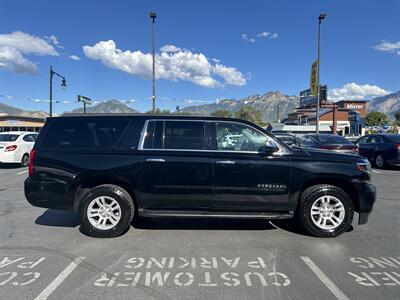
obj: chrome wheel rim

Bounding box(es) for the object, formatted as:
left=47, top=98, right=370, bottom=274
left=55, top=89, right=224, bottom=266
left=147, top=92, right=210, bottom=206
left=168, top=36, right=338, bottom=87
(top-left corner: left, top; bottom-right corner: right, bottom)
left=376, top=155, right=384, bottom=168
left=87, top=196, right=121, bottom=230
left=311, top=195, right=345, bottom=230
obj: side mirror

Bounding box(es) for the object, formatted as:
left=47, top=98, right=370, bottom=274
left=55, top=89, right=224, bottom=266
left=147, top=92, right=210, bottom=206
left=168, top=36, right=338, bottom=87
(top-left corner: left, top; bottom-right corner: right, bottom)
left=261, top=140, right=279, bottom=155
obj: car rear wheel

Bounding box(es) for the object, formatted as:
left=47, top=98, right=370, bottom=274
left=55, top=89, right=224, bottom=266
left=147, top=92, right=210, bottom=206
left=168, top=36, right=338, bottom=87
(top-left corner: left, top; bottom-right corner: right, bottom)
left=79, top=184, right=134, bottom=238
left=298, top=184, right=354, bottom=238
left=375, top=154, right=385, bottom=169
left=21, top=153, right=29, bottom=167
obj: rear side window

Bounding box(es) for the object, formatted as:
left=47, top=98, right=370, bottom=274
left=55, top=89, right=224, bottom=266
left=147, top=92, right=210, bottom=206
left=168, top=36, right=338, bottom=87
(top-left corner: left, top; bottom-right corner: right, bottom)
left=0, top=134, right=19, bottom=142
left=316, top=135, right=352, bottom=144
left=143, top=120, right=205, bottom=150
left=23, top=134, right=35, bottom=142
left=386, top=135, right=400, bottom=143
left=42, top=119, right=129, bottom=149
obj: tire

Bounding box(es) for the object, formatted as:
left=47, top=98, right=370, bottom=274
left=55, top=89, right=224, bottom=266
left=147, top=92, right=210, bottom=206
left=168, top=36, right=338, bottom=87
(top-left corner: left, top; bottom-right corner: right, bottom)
left=20, top=153, right=29, bottom=167
left=375, top=154, right=385, bottom=169
left=79, top=184, right=135, bottom=238
left=298, top=184, right=354, bottom=238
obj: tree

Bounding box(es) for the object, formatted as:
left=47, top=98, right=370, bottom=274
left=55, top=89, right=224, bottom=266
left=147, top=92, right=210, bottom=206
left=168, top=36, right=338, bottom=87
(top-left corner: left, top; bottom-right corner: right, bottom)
left=211, top=110, right=232, bottom=118
left=365, top=111, right=389, bottom=126
left=234, top=107, right=264, bottom=126
left=393, top=110, right=400, bottom=127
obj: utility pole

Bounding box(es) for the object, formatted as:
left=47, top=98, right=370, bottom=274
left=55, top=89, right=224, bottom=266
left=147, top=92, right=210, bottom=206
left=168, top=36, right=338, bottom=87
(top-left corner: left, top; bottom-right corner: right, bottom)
left=316, top=13, right=327, bottom=134
left=150, top=12, right=157, bottom=113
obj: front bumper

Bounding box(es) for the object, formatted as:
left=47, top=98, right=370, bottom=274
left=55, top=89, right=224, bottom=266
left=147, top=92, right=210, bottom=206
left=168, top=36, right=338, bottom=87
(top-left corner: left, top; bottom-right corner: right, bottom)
left=353, top=181, right=376, bottom=225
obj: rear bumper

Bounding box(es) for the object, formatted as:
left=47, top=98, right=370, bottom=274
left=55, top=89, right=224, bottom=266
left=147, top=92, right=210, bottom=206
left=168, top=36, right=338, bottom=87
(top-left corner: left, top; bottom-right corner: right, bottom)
left=24, top=177, right=74, bottom=210
left=0, top=152, right=18, bottom=163
left=353, top=181, right=376, bottom=225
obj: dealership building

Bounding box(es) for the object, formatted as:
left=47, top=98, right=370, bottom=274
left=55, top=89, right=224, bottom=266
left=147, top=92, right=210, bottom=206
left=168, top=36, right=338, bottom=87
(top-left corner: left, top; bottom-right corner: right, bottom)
left=282, top=87, right=367, bottom=136
left=0, top=114, right=46, bottom=133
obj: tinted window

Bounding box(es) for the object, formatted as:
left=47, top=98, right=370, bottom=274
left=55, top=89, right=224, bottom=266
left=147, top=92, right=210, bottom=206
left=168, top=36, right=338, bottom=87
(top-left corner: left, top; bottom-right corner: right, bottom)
left=0, top=134, right=19, bottom=142
left=23, top=134, right=35, bottom=142
left=216, top=122, right=271, bottom=152
left=164, top=121, right=205, bottom=150
left=316, top=135, right=352, bottom=144
left=357, top=136, right=370, bottom=144
left=42, top=119, right=129, bottom=149
left=370, top=136, right=382, bottom=144
left=385, top=135, right=400, bottom=143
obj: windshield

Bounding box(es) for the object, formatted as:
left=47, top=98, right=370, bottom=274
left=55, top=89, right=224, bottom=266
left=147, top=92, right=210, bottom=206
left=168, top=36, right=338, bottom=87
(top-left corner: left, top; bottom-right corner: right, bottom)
left=315, top=135, right=352, bottom=144
left=0, top=134, right=20, bottom=142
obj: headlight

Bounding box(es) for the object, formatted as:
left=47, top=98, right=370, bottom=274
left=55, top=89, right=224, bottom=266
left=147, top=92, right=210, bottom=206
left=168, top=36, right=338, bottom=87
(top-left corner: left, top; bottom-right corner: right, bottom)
left=356, top=161, right=371, bottom=173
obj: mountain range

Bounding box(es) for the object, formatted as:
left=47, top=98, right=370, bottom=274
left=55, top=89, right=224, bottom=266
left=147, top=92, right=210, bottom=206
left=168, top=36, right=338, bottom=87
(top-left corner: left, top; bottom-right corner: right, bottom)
left=67, top=100, right=139, bottom=114
left=367, top=91, right=400, bottom=119
left=180, top=91, right=299, bottom=122
left=0, top=90, right=399, bottom=122
left=0, top=102, right=49, bottom=118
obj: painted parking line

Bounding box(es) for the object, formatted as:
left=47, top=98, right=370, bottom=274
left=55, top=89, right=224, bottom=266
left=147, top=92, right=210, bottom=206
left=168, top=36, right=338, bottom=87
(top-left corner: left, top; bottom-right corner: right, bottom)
left=34, top=256, right=85, bottom=300
left=17, top=170, right=28, bottom=175
left=372, top=170, right=382, bottom=174
left=301, top=256, right=349, bottom=300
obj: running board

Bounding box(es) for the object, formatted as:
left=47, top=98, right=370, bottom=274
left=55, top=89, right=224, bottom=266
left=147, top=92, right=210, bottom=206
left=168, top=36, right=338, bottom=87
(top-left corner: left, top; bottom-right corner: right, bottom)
left=139, top=209, right=293, bottom=219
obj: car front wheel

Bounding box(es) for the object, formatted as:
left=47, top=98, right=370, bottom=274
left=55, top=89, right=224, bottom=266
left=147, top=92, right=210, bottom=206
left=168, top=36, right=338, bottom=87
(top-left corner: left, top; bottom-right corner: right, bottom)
left=79, top=184, right=135, bottom=238
left=298, top=184, right=354, bottom=238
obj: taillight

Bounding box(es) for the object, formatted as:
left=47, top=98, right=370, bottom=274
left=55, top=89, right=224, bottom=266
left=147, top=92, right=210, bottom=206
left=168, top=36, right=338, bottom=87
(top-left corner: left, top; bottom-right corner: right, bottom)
left=396, top=144, right=400, bottom=151
left=28, top=149, right=36, bottom=177
left=353, top=146, right=359, bottom=155
left=5, top=145, right=17, bottom=152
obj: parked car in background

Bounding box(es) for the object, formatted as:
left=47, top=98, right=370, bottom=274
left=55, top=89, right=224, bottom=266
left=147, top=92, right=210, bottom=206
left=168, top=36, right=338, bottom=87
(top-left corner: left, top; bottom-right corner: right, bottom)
left=356, top=134, right=400, bottom=168
left=274, top=133, right=300, bottom=148
left=299, top=134, right=359, bottom=155
left=0, top=132, right=38, bottom=167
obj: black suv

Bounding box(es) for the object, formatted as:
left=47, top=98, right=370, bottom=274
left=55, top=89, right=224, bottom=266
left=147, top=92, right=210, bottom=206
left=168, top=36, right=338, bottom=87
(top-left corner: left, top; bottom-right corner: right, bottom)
left=25, top=115, right=376, bottom=238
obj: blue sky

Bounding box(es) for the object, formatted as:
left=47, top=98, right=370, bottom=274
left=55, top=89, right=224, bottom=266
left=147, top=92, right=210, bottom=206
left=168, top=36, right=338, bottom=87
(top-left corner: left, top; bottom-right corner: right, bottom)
left=0, top=0, right=399, bottom=114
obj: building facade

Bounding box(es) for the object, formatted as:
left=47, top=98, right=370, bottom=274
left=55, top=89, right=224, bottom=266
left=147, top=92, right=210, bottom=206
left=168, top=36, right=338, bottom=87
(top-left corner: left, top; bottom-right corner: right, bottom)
left=0, top=115, right=45, bottom=133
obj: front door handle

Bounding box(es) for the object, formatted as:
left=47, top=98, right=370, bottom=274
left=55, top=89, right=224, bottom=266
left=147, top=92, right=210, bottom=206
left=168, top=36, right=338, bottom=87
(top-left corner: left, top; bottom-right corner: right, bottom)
left=215, top=160, right=235, bottom=165
left=146, top=158, right=166, bottom=162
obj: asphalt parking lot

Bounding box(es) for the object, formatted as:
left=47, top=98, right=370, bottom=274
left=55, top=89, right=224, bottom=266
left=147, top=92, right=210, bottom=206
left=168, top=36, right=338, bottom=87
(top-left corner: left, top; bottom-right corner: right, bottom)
left=0, top=165, right=399, bottom=300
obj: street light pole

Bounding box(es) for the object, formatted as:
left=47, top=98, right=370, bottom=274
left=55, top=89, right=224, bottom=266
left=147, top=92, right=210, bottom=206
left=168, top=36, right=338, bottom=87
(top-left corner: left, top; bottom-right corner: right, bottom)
left=316, top=13, right=327, bottom=134
left=49, top=65, right=67, bottom=117
left=150, top=12, right=157, bottom=113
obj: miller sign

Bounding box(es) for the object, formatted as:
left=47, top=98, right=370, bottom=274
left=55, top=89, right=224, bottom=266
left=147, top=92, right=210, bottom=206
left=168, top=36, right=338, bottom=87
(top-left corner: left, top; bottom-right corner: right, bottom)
left=345, top=103, right=364, bottom=110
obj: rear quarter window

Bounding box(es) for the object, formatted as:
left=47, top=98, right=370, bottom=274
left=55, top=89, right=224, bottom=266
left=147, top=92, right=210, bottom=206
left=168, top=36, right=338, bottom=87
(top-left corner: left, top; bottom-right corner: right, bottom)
left=41, top=118, right=130, bottom=149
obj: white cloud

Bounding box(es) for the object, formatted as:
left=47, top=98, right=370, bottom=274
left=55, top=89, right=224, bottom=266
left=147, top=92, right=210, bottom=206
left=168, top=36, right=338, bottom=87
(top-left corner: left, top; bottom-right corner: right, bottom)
left=213, top=64, right=246, bottom=86
left=329, top=82, right=391, bottom=101
left=83, top=40, right=246, bottom=88
left=257, top=32, right=270, bottom=38
left=0, top=31, right=59, bottom=74
left=373, top=40, right=400, bottom=55
left=160, top=45, right=181, bottom=53
left=241, top=33, right=255, bottom=43
left=242, top=32, right=278, bottom=43
left=69, top=55, right=80, bottom=61
left=270, top=33, right=278, bottom=39
left=44, top=35, right=64, bottom=49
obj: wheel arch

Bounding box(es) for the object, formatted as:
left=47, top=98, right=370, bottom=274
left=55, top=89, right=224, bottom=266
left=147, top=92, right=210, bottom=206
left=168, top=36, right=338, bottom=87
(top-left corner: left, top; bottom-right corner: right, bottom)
left=299, top=177, right=360, bottom=212
left=73, top=175, right=139, bottom=212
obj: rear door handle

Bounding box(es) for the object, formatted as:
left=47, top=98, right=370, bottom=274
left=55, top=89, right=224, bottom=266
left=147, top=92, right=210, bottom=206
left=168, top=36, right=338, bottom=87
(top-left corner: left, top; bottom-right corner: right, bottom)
left=146, top=158, right=166, bottom=162
left=215, top=160, right=235, bottom=165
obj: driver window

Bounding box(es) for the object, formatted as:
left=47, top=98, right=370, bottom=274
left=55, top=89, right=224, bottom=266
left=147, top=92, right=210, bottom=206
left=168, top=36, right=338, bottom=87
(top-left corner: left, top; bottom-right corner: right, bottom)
left=216, top=122, right=272, bottom=152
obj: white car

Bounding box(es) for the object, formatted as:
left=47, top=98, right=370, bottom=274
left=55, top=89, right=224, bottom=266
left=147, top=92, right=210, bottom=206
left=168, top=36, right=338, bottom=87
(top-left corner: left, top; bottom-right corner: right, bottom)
left=0, top=131, right=38, bottom=167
